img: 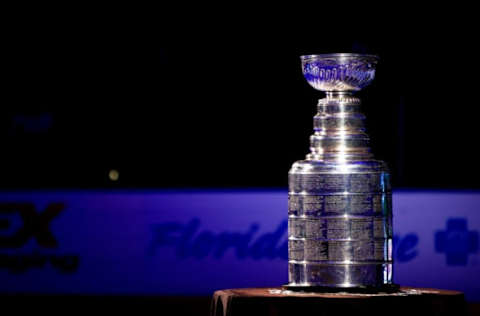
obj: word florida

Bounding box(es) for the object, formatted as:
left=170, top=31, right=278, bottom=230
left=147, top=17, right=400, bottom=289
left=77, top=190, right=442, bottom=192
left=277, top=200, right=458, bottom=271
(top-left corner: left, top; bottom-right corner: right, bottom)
left=148, top=218, right=287, bottom=260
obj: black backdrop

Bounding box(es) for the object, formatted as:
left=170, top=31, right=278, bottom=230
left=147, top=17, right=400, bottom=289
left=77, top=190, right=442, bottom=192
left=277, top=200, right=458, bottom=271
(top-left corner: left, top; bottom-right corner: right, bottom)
left=2, top=14, right=479, bottom=189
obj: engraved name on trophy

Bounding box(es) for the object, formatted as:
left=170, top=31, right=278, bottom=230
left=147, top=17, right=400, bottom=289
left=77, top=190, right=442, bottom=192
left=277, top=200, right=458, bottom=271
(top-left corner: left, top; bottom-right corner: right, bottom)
left=286, top=54, right=395, bottom=291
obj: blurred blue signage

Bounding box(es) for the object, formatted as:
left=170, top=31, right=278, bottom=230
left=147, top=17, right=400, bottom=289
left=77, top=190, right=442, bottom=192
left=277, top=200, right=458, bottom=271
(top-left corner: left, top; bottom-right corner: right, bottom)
left=0, top=190, right=479, bottom=301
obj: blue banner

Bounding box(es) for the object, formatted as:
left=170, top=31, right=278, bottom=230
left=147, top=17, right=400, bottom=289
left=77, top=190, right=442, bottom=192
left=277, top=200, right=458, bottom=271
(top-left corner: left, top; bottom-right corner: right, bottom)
left=0, top=190, right=479, bottom=301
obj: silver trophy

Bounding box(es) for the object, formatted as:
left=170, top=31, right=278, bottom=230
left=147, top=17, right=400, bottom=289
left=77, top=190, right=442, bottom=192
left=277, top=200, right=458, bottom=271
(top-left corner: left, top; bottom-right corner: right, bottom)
left=286, top=53, right=396, bottom=292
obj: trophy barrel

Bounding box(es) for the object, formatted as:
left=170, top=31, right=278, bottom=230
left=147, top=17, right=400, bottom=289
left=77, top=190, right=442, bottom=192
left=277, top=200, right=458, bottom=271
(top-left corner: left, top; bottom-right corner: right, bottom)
left=287, top=159, right=393, bottom=289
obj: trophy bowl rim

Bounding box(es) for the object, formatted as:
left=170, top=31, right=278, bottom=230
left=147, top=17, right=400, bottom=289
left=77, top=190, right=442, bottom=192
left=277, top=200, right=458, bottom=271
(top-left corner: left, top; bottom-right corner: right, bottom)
left=300, top=53, right=379, bottom=62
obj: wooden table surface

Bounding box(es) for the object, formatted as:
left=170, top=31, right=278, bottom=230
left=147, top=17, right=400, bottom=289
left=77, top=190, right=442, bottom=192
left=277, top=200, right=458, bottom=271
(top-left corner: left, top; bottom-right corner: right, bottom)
left=211, top=287, right=466, bottom=316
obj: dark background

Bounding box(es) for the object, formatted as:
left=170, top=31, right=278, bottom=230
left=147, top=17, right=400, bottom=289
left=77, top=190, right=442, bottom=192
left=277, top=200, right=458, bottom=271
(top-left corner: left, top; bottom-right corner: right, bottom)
left=1, top=8, right=480, bottom=316
left=1, top=12, right=479, bottom=190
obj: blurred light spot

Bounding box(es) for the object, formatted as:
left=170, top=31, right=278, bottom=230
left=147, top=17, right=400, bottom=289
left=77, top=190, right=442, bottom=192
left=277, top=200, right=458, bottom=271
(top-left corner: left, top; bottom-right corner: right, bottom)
left=109, top=169, right=119, bottom=181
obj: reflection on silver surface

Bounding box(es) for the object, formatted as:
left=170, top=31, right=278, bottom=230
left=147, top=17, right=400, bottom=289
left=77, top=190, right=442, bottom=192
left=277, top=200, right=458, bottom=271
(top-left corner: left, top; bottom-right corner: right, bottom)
left=287, top=53, right=393, bottom=290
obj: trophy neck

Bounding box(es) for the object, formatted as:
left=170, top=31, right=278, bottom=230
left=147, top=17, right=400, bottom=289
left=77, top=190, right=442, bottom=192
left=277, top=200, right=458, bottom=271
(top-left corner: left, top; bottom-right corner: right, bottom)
left=325, top=91, right=354, bottom=99
left=306, top=93, right=374, bottom=161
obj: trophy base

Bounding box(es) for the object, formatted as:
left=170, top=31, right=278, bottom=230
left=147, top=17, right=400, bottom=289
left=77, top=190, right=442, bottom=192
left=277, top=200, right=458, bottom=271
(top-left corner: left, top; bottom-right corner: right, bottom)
left=282, top=283, right=400, bottom=294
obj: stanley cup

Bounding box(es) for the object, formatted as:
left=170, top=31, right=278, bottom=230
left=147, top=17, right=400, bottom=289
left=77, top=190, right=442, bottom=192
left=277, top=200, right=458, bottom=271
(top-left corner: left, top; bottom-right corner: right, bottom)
left=287, top=54, right=394, bottom=291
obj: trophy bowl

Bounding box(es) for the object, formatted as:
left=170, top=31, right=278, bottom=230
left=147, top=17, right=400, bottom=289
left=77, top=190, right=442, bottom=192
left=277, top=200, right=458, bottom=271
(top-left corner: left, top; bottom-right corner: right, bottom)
left=300, top=53, right=379, bottom=92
